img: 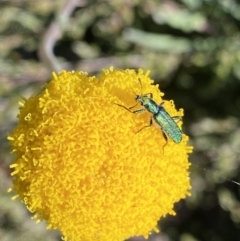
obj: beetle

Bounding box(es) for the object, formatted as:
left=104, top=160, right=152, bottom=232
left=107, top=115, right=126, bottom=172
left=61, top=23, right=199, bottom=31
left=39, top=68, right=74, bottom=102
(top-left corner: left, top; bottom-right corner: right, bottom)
left=114, top=79, right=182, bottom=143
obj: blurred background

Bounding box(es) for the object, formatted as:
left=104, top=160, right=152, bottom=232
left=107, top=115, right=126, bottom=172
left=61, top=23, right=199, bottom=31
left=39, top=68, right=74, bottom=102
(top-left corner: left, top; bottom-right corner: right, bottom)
left=1, top=0, right=240, bottom=240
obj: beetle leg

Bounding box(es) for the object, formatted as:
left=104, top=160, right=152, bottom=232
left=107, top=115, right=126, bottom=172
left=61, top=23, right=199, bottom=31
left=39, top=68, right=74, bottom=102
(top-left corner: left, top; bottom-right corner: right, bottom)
left=132, top=108, right=146, bottom=114
left=143, top=93, right=153, bottom=98
left=136, top=117, right=153, bottom=134
left=172, top=116, right=182, bottom=123
left=159, top=101, right=165, bottom=106
left=161, top=130, right=169, bottom=154
left=114, top=103, right=146, bottom=114
left=162, top=131, right=168, bottom=142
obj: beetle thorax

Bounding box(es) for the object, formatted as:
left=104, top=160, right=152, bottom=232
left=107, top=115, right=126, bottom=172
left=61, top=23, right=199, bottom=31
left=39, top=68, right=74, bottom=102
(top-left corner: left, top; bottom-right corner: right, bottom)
left=136, top=95, right=159, bottom=114
left=136, top=95, right=149, bottom=106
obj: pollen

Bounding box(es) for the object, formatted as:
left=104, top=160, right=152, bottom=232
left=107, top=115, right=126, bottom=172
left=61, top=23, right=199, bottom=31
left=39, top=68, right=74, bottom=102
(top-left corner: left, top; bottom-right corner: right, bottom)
left=8, top=67, right=192, bottom=241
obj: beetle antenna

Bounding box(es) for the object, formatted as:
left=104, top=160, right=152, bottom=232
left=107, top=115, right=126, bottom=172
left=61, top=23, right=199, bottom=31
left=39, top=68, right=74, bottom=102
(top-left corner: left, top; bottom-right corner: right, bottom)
left=138, top=78, right=143, bottom=95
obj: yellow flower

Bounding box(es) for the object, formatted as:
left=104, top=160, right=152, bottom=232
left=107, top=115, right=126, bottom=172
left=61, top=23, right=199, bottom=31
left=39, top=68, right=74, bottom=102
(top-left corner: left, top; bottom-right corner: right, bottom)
left=8, top=67, right=192, bottom=241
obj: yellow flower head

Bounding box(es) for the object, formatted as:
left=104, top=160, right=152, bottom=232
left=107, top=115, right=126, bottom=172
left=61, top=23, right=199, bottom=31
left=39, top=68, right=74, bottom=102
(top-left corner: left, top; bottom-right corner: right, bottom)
left=8, top=67, right=192, bottom=241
